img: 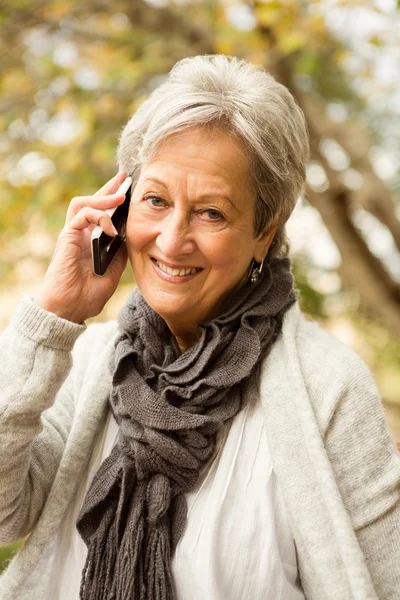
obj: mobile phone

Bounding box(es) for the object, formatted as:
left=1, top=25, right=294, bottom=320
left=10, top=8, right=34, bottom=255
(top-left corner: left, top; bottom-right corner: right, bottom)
left=91, top=176, right=133, bottom=276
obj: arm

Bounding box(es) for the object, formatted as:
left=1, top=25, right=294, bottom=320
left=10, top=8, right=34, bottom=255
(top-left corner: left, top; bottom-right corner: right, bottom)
left=0, top=173, right=128, bottom=546
left=324, top=355, right=400, bottom=599
left=0, top=296, right=85, bottom=544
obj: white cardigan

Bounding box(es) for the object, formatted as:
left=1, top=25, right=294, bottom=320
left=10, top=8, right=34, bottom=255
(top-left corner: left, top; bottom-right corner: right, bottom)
left=0, top=296, right=400, bottom=599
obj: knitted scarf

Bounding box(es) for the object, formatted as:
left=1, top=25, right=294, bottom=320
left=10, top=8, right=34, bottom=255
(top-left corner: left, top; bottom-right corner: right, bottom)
left=77, top=257, right=296, bottom=600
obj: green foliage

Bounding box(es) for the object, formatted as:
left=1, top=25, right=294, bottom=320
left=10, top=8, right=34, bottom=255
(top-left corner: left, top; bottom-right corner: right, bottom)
left=291, top=258, right=327, bottom=320
left=0, top=0, right=398, bottom=341
left=0, top=1, right=392, bottom=248
left=349, top=308, right=400, bottom=406
left=0, top=540, right=23, bottom=574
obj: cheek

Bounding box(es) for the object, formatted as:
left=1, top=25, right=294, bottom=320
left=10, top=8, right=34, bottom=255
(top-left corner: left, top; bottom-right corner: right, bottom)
left=199, top=233, right=253, bottom=275
left=126, top=212, right=154, bottom=253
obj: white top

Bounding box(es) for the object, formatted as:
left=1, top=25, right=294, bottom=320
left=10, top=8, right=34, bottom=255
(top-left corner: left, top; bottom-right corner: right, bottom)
left=46, top=392, right=305, bottom=600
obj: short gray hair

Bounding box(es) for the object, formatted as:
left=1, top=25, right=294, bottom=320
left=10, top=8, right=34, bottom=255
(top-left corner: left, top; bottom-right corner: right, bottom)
left=117, top=54, right=309, bottom=259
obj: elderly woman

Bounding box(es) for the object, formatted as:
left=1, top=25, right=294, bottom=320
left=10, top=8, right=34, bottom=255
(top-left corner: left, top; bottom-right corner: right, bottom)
left=0, top=54, right=399, bottom=600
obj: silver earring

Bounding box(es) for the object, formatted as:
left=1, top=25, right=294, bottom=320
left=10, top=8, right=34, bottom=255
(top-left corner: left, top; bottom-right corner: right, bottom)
left=249, top=258, right=264, bottom=284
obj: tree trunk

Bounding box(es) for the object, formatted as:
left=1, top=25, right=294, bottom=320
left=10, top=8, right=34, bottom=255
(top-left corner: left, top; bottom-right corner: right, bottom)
left=296, top=91, right=400, bottom=253
left=258, top=29, right=400, bottom=336
left=307, top=184, right=400, bottom=337
left=296, top=95, right=400, bottom=336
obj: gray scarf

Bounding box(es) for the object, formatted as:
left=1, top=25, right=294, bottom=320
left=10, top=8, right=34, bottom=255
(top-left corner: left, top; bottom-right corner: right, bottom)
left=77, top=257, right=296, bottom=600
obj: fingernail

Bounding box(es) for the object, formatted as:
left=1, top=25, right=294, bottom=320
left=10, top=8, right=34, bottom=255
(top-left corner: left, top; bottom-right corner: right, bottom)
left=112, top=226, right=118, bottom=236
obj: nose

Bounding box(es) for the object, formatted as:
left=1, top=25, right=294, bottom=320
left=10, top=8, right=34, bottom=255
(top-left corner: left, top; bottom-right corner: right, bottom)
left=155, top=209, right=196, bottom=257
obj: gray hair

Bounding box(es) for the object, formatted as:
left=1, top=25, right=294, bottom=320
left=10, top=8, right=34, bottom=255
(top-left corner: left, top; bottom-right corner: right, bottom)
left=117, top=54, right=309, bottom=260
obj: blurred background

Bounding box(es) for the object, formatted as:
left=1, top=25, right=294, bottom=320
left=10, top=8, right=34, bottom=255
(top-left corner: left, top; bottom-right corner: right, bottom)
left=0, top=0, right=400, bottom=543
left=1, top=0, right=400, bottom=571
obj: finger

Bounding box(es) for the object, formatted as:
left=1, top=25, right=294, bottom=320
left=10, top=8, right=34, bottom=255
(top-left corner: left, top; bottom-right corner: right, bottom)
left=66, top=193, right=126, bottom=224
left=68, top=207, right=118, bottom=237
left=107, top=242, right=129, bottom=278
left=94, top=171, right=127, bottom=197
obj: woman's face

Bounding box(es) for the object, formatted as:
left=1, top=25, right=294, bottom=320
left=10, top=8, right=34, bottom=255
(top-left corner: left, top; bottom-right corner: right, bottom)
left=126, top=126, right=275, bottom=343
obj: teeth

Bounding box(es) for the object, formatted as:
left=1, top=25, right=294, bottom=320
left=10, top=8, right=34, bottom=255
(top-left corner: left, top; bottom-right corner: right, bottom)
left=156, top=260, right=198, bottom=277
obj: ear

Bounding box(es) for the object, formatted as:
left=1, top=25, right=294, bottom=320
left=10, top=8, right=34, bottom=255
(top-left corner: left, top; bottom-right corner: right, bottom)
left=253, top=221, right=279, bottom=263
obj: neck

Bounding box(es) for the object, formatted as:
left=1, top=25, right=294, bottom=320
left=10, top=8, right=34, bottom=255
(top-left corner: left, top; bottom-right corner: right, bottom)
left=167, top=323, right=201, bottom=353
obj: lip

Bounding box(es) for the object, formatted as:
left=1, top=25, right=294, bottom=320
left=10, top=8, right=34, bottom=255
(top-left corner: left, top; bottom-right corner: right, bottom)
left=150, top=257, right=202, bottom=283
left=151, top=256, right=202, bottom=271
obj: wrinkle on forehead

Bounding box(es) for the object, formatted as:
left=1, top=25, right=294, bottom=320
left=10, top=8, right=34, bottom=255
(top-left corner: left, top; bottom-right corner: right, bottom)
left=143, top=126, right=253, bottom=198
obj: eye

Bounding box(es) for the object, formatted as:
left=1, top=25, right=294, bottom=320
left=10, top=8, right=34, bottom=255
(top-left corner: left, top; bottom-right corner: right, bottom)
left=145, top=195, right=166, bottom=208
left=202, top=208, right=224, bottom=221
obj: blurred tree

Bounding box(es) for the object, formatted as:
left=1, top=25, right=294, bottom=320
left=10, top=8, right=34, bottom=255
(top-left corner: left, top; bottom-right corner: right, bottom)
left=250, top=0, right=400, bottom=337
left=0, top=0, right=399, bottom=334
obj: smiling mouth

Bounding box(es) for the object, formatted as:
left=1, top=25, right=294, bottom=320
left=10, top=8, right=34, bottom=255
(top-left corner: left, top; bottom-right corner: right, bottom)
left=151, top=258, right=202, bottom=277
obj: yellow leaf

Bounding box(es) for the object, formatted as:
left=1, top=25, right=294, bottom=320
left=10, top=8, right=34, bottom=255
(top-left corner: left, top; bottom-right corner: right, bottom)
left=40, top=180, right=64, bottom=208
left=333, top=48, right=349, bottom=65
left=255, top=4, right=282, bottom=27
left=2, top=69, right=33, bottom=95
left=91, top=143, right=113, bottom=168
left=277, top=31, right=306, bottom=54
left=215, top=39, right=234, bottom=55
left=40, top=2, right=73, bottom=20
left=95, top=95, right=119, bottom=118
left=308, top=14, right=326, bottom=35
left=369, top=34, right=384, bottom=47
left=59, top=152, right=82, bottom=173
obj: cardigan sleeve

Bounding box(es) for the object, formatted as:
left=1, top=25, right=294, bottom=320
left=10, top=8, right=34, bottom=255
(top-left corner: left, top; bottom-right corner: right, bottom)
left=324, top=351, right=400, bottom=599
left=0, top=296, right=86, bottom=545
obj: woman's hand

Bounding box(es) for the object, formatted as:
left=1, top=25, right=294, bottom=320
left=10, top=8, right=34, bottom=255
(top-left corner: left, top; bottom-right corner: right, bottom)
left=35, top=172, right=130, bottom=324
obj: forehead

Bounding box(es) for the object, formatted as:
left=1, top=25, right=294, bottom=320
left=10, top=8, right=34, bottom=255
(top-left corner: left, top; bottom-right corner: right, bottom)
left=141, top=126, right=252, bottom=189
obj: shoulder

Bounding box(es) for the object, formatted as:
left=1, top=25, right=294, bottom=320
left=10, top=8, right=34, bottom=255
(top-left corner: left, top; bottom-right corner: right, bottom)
left=266, top=303, right=382, bottom=437
left=279, top=301, right=373, bottom=378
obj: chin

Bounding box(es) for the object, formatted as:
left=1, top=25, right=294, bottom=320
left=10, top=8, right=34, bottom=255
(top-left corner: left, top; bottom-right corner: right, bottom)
left=142, top=290, right=191, bottom=319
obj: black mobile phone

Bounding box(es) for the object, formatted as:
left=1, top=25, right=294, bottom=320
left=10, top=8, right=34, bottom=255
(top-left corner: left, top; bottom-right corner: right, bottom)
left=91, top=176, right=133, bottom=276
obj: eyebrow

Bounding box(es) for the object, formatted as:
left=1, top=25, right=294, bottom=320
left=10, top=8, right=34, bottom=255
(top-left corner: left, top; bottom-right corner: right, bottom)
left=142, top=176, right=237, bottom=208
